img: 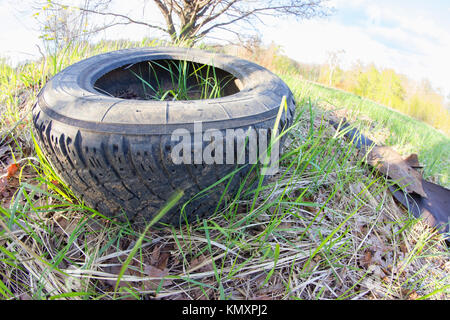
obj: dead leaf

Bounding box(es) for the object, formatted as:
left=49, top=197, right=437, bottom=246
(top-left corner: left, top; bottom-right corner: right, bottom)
left=0, top=146, right=8, bottom=160
left=303, top=258, right=319, bottom=273
left=368, top=264, right=386, bottom=278
left=53, top=215, right=80, bottom=236
left=104, top=264, right=133, bottom=289
left=157, top=252, right=170, bottom=270
left=144, top=265, right=171, bottom=291
left=361, top=250, right=372, bottom=268
left=408, top=290, right=420, bottom=300
left=19, top=293, right=32, bottom=300
left=0, top=177, right=7, bottom=193
left=150, top=244, right=172, bottom=270
left=7, top=163, right=19, bottom=179
left=145, top=265, right=169, bottom=278
left=404, top=154, right=422, bottom=168
left=150, top=245, right=161, bottom=266
left=367, top=146, right=426, bottom=197
left=189, top=254, right=214, bottom=273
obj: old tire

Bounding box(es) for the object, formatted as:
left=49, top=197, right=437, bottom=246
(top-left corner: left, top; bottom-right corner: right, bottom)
left=32, top=47, right=295, bottom=226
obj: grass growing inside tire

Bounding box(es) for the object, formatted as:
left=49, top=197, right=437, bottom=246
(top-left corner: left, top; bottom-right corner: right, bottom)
left=131, top=60, right=235, bottom=101
left=95, top=59, right=237, bottom=101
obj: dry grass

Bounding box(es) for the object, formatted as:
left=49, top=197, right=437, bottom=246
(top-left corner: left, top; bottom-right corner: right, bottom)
left=1, top=97, right=448, bottom=300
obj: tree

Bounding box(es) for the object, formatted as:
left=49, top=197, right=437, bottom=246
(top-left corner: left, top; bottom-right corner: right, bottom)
left=379, top=69, right=405, bottom=109
left=326, top=49, right=345, bottom=86
left=45, top=0, right=331, bottom=45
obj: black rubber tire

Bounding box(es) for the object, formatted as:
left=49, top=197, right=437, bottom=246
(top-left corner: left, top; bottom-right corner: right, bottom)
left=32, top=47, right=295, bottom=226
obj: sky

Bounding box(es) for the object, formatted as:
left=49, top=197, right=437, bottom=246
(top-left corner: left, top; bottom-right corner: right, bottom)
left=0, top=0, right=449, bottom=99
left=261, top=0, right=450, bottom=99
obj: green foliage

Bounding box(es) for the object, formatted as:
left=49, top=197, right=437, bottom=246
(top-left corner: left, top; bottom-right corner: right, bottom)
left=321, top=64, right=448, bottom=135
left=235, top=42, right=449, bottom=135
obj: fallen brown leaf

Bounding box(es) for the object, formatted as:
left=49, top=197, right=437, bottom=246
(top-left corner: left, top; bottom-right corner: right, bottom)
left=150, top=245, right=161, bottom=265
left=190, top=254, right=214, bottom=273
left=404, top=153, right=421, bottom=168
left=0, top=177, right=7, bottom=193
left=408, top=290, right=420, bottom=300
left=104, top=265, right=132, bottom=289
left=0, top=146, right=9, bottom=161
left=144, top=265, right=171, bottom=291
left=157, top=252, right=170, bottom=270
left=7, top=163, right=19, bottom=178
left=361, top=250, right=372, bottom=268
left=367, top=146, right=426, bottom=197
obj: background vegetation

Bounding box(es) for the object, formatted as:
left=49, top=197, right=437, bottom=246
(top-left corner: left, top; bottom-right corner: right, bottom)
left=231, top=40, right=450, bottom=135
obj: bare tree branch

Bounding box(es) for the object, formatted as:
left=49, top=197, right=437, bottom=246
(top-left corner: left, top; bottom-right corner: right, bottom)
left=53, top=1, right=168, bottom=34
left=153, top=0, right=178, bottom=39
left=37, top=0, right=331, bottom=46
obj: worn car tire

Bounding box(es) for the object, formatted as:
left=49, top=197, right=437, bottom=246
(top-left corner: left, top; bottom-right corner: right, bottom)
left=32, top=47, right=295, bottom=226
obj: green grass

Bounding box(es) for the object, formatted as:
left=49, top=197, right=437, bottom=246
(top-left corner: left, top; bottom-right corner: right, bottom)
left=127, top=60, right=234, bottom=101
left=0, top=41, right=448, bottom=300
